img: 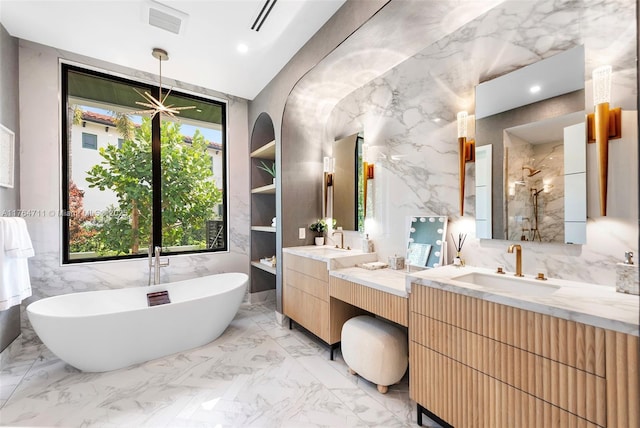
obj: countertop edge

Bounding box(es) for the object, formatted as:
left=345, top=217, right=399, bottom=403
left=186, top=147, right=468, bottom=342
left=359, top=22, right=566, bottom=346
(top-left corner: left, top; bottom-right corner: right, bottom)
left=329, top=269, right=408, bottom=298
left=409, top=271, right=639, bottom=337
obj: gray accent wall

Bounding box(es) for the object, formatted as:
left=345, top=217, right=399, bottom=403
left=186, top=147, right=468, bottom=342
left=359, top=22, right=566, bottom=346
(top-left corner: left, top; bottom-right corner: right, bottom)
left=0, top=23, right=21, bottom=353
left=248, top=0, right=389, bottom=313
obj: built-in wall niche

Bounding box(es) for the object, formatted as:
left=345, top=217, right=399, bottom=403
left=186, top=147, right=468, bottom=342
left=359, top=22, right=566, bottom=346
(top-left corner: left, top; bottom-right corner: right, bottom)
left=475, top=45, right=587, bottom=244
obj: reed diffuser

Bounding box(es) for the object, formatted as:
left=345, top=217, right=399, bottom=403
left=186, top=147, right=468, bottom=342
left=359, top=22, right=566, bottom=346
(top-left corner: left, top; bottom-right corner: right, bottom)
left=451, top=232, right=467, bottom=267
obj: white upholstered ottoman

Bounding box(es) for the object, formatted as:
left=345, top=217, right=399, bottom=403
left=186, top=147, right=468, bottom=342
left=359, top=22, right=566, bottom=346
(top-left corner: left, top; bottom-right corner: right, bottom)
left=341, top=315, right=408, bottom=393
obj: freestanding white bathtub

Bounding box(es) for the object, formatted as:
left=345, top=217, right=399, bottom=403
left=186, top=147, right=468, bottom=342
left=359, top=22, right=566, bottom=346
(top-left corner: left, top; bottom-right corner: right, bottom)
left=27, top=272, right=247, bottom=372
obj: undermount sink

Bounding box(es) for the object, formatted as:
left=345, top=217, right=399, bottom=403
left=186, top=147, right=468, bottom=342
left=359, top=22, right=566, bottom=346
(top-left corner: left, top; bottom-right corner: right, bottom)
left=452, top=272, right=561, bottom=296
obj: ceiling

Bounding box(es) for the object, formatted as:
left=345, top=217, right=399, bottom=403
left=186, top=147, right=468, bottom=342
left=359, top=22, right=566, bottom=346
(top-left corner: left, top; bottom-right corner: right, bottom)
left=0, top=0, right=346, bottom=100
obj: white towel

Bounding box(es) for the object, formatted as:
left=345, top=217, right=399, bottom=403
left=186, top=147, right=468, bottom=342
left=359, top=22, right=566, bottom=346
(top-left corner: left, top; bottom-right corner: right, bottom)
left=0, top=218, right=35, bottom=310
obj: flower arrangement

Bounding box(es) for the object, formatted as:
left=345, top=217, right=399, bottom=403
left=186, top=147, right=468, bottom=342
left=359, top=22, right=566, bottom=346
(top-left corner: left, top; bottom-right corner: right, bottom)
left=257, top=161, right=276, bottom=178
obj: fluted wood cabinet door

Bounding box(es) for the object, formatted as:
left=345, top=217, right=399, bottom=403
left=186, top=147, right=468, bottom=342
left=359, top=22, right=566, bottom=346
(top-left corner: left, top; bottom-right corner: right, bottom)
left=409, top=284, right=637, bottom=427
left=283, top=253, right=330, bottom=342
left=283, top=253, right=366, bottom=345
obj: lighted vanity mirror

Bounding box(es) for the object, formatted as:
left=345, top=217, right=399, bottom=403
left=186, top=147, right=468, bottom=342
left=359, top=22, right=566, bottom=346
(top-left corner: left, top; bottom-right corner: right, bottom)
left=475, top=45, right=587, bottom=244
left=326, top=132, right=365, bottom=231
left=407, top=216, right=447, bottom=269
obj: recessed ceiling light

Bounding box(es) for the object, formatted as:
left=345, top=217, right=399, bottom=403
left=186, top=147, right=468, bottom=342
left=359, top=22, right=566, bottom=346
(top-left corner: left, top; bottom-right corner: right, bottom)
left=529, top=85, right=541, bottom=94
left=432, top=117, right=442, bottom=123
left=237, top=43, right=249, bottom=54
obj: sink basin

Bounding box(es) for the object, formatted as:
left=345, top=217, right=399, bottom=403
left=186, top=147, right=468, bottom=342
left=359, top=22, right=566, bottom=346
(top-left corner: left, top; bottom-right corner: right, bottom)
left=295, top=246, right=358, bottom=258
left=305, top=246, right=351, bottom=251
left=452, top=272, right=560, bottom=296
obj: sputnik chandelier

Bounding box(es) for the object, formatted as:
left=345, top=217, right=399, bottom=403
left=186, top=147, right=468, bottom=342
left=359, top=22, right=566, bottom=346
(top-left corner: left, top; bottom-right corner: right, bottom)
left=129, top=48, right=195, bottom=119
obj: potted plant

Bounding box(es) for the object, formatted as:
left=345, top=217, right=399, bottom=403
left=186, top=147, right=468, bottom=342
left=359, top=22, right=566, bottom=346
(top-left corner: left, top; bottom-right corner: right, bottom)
left=257, top=161, right=276, bottom=184
left=309, top=218, right=336, bottom=245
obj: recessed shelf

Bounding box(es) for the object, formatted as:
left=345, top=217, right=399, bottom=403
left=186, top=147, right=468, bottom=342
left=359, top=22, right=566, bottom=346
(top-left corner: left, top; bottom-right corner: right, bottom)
left=251, top=226, right=276, bottom=233
left=251, top=261, right=276, bottom=275
left=250, top=140, right=276, bottom=160
left=251, top=183, right=276, bottom=194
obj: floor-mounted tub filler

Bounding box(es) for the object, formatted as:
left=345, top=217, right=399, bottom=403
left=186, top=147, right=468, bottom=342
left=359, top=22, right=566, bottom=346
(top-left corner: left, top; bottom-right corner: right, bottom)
left=27, top=272, right=248, bottom=372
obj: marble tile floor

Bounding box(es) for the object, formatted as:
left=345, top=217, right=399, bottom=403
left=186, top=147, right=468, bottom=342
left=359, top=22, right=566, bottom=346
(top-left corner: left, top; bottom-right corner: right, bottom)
left=0, top=302, right=442, bottom=427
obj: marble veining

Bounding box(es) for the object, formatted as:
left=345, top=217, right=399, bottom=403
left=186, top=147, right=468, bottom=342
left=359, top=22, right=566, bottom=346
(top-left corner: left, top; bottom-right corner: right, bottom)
left=506, top=139, right=565, bottom=242
left=1, top=302, right=439, bottom=427
left=320, top=0, right=637, bottom=289
left=409, top=265, right=640, bottom=336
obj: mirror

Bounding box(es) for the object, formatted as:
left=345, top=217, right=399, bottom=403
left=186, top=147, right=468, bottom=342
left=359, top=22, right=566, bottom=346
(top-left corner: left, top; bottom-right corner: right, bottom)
left=327, top=132, right=364, bottom=231
left=475, top=46, right=587, bottom=244
left=406, top=215, right=448, bottom=269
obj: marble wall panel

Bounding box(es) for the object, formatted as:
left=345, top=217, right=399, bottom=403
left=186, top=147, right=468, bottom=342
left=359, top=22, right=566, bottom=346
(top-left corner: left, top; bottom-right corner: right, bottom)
left=324, top=0, right=637, bottom=286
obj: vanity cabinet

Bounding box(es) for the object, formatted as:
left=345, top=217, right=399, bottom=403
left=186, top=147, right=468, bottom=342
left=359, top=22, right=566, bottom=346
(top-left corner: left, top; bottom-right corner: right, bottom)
left=409, top=285, right=639, bottom=427
left=283, top=253, right=365, bottom=346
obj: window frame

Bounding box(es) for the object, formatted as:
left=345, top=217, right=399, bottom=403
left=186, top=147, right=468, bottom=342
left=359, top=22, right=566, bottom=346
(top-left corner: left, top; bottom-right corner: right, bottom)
left=61, top=63, right=228, bottom=264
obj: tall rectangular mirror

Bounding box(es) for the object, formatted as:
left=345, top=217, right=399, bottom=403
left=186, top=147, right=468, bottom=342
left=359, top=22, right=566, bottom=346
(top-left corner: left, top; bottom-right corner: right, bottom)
left=325, top=132, right=364, bottom=231
left=475, top=45, right=587, bottom=244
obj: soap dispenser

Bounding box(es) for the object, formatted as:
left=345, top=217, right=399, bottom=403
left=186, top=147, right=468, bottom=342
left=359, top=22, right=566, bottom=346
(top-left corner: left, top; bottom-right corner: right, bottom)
left=361, top=234, right=374, bottom=253
left=616, top=251, right=639, bottom=295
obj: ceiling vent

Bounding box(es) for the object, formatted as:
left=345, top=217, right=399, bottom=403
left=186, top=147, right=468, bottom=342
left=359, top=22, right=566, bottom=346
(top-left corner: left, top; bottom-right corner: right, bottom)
left=145, top=1, right=189, bottom=35
left=251, top=0, right=278, bottom=32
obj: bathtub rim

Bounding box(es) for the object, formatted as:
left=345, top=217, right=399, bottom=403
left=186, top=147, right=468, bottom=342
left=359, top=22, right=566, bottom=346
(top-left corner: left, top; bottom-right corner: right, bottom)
left=27, top=272, right=248, bottom=319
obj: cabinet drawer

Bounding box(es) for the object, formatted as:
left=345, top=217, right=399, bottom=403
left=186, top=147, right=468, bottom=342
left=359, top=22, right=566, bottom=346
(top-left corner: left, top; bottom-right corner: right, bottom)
left=284, top=253, right=329, bottom=282
left=411, top=312, right=606, bottom=426
left=286, top=268, right=328, bottom=301
left=283, top=284, right=329, bottom=342
left=410, top=342, right=599, bottom=428
left=410, top=284, right=605, bottom=377
left=329, top=276, right=408, bottom=326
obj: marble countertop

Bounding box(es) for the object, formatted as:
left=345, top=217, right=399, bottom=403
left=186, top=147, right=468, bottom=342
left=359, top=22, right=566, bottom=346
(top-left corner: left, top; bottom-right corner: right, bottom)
left=408, top=265, right=640, bottom=336
left=283, top=246, right=378, bottom=269
left=329, top=267, right=409, bottom=298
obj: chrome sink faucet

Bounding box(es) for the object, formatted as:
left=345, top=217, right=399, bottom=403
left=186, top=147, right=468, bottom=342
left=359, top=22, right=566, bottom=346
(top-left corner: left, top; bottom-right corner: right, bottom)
left=507, top=244, right=524, bottom=277
left=332, top=230, right=344, bottom=249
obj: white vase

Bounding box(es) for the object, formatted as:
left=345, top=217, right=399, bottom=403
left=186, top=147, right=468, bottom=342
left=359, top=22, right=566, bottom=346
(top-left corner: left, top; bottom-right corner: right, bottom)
left=315, top=237, right=324, bottom=246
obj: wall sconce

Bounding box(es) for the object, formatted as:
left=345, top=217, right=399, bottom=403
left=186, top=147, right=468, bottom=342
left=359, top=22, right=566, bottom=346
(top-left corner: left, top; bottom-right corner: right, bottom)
left=586, top=65, right=622, bottom=216
left=323, top=156, right=335, bottom=217
left=363, top=161, right=374, bottom=217
left=457, top=111, right=475, bottom=216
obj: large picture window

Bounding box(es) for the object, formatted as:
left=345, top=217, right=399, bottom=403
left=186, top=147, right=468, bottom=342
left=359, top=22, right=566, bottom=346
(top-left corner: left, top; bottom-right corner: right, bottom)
left=62, top=64, right=227, bottom=263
